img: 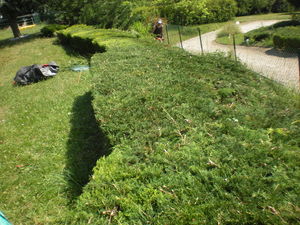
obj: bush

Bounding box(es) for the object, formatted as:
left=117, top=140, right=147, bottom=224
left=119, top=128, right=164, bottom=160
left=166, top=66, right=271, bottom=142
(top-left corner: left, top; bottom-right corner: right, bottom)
left=157, top=0, right=237, bottom=25
left=56, top=24, right=138, bottom=55
left=244, top=26, right=273, bottom=42
left=217, top=23, right=241, bottom=38
left=273, top=26, right=300, bottom=50
left=59, top=25, right=300, bottom=225
left=129, top=21, right=152, bottom=38
left=40, top=24, right=68, bottom=37
left=291, top=13, right=300, bottom=22
left=205, top=0, right=237, bottom=23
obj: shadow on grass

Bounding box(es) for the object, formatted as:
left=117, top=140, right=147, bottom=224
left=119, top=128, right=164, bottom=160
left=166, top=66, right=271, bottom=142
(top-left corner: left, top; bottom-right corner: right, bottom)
left=65, top=91, right=112, bottom=202
left=0, top=32, right=41, bottom=49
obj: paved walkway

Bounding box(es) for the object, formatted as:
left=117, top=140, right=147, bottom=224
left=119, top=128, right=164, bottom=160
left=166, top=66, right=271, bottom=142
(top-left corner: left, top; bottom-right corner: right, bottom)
left=181, top=20, right=299, bottom=89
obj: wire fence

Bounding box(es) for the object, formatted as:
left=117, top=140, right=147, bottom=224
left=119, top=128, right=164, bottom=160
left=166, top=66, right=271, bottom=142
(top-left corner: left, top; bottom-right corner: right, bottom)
left=163, top=24, right=300, bottom=90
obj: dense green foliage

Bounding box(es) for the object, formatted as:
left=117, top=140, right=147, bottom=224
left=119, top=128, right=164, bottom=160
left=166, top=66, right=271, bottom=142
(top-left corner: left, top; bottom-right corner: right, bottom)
left=217, top=22, right=241, bottom=38
left=55, top=26, right=300, bottom=224
left=235, top=0, right=293, bottom=15
left=273, top=26, right=300, bottom=49
left=287, top=0, right=300, bottom=8
left=40, top=24, right=68, bottom=37
left=56, top=24, right=138, bottom=54
left=0, top=0, right=48, bottom=37
left=43, top=0, right=294, bottom=28
left=244, top=20, right=300, bottom=48
left=155, top=0, right=237, bottom=25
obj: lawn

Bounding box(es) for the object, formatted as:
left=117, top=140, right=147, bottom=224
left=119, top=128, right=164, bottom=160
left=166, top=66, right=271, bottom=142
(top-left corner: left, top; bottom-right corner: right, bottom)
left=0, top=25, right=94, bottom=224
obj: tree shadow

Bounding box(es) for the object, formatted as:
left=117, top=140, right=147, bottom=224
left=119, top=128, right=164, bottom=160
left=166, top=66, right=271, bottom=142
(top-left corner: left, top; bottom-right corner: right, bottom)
left=0, top=32, right=41, bottom=49
left=65, top=91, right=112, bottom=202
left=265, top=48, right=298, bottom=58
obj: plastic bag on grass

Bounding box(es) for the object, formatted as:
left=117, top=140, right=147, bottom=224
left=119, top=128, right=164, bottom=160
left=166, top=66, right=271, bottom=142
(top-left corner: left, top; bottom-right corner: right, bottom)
left=13, top=61, right=59, bottom=85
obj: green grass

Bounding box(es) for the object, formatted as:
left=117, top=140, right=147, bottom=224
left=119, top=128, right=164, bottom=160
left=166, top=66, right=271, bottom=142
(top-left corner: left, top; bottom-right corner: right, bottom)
left=1, top=18, right=300, bottom=224
left=235, top=12, right=292, bottom=23
left=0, top=25, right=97, bottom=224
left=216, top=33, right=245, bottom=45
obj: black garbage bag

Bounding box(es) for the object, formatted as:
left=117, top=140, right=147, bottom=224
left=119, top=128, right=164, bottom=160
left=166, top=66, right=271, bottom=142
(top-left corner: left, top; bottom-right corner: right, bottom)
left=14, top=61, right=59, bottom=85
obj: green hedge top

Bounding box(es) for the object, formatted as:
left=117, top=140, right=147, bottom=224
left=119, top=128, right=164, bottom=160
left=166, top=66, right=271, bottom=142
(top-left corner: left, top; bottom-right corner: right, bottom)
left=56, top=24, right=139, bottom=53
left=40, top=24, right=69, bottom=37
left=68, top=41, right=300, bottom=224
left=273, top=26, right=300, bottom=50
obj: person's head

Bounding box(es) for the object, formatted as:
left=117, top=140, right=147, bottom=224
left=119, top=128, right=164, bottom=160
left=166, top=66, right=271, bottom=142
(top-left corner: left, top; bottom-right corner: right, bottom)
left=157, top=19, right=163, bottom=25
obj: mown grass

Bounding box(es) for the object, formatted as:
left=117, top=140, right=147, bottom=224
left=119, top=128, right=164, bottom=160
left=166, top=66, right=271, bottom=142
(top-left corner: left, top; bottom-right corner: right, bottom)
left=235, top=12, right=292, bottom=23
left=0, top=25, right=102, bottom=224
left=216, top=33, right=245, bottom=46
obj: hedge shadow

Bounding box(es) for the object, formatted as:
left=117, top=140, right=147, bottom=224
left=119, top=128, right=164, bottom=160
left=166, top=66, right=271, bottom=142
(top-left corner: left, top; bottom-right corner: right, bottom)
left=65, top=91, right=112, bottom=201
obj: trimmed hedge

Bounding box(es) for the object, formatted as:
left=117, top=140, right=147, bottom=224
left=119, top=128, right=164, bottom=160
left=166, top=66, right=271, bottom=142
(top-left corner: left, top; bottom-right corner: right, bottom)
left=40, top=24, right=68, bottom=37
left=55, top=25, right=300, bottom=224
left=273, top=26, right=300, bottom=50
left=56, top=27, right=300, bottom=224
left=244, top=21, right=300, bottom=48
left=56, top=24, right=139, bottom=54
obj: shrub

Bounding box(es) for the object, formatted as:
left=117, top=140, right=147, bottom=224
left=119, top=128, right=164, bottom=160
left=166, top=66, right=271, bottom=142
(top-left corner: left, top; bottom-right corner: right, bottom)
left=129, top=21, right=152, bottom=38
left=57, top=25, right=300, bottom=224
left=205, top=0, right=237, bottom=23
left=273, top=26, right=300, bottom=50
left=157, top=0, right=237, bottom=25
left=56, top=24, right=138, bottom=55
left=40, top=24, right=68, bottom=37
left=291, top=13, right=300, bottom=22
left=217, top=22, right=241, bottom=38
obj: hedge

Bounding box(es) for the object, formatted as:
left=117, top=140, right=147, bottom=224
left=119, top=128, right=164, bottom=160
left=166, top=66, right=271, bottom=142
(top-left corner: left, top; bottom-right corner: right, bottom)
left=56, top=24, right=139, bottom=54
left=273, top=26, right=300, bottom=50
left=40, top=24, right=68, bottom=37
left=244, top=21, right=300, bottom=48
left=55, top=25, right=300, bottom=224
left=54, top=27, right=300, bottom=224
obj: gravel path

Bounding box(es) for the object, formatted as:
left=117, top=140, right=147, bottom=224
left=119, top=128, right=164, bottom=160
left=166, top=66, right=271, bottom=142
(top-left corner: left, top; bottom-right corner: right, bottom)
left=181, top=20, right=299, bottom=89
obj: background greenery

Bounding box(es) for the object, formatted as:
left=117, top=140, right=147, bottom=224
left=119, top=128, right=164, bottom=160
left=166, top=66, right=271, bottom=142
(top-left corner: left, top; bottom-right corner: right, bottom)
left=43, top=0, right=297, bottom=27
left=216, top=20, right=300, bottom=50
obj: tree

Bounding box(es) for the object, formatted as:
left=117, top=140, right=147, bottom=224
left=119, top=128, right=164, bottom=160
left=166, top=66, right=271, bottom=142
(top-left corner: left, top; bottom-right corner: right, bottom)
left=0, top=0, right=45, bottom=38
left=287, top=0, right=300, bottom=8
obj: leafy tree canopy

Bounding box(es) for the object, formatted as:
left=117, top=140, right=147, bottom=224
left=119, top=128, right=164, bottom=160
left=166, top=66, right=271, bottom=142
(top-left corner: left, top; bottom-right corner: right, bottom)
left=287, top=0, right=300, bottom=8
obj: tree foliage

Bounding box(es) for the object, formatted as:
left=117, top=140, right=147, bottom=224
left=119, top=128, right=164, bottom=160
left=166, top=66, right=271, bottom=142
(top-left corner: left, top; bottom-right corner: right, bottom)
left=42, top=0, right=295, bottom=28
left=287, top=0, right=300, bottom=8
left=235, top=0, right=292, bottom=16
left=0, top=0, right=46, bottom=37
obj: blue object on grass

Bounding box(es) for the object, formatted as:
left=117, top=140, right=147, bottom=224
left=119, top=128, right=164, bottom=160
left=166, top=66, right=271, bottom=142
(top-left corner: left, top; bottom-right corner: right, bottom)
left=71, top=65, right=90, bottom=72
left=0, top=211, right=12, bottom=225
